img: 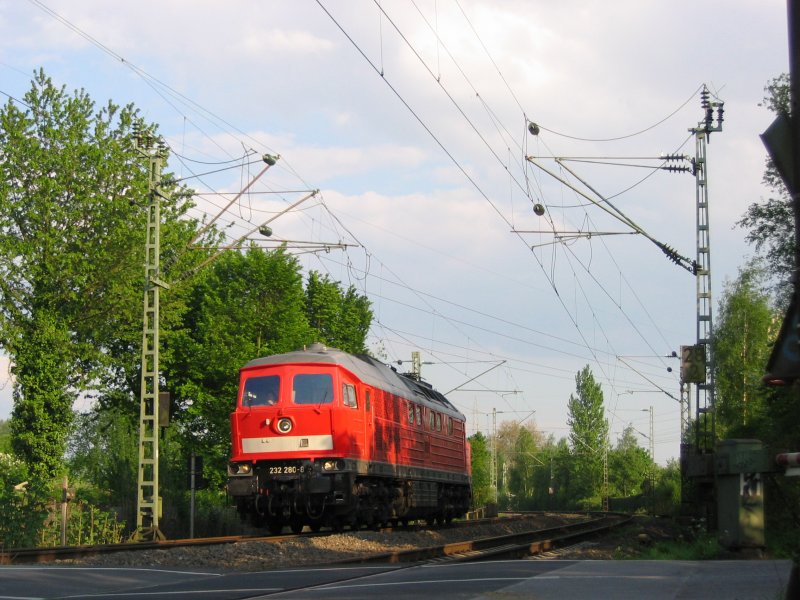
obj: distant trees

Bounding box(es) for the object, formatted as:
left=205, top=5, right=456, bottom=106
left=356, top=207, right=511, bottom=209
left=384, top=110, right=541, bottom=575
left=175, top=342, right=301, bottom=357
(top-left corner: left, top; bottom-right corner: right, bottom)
left=465, top=365, right=662, bottom=513
left=506, top=426, right=541, bottom=505
left=608, top=425, right=650, bottom=498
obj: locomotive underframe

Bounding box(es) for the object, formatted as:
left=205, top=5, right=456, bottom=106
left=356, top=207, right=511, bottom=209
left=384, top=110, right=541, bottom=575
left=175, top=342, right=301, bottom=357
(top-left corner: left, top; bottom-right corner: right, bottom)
left=228, top=457, right=471, bottom=534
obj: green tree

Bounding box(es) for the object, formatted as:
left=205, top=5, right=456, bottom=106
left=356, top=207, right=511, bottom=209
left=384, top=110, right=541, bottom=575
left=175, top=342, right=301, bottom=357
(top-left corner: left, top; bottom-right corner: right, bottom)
left=567, top=365, right=608, bottom=506
left=468, top=432, right=492, bottom=508
left=608, top=425, right=650, bottom=498
left=0, top=71, right=143, bottom=481
left=67, top=408, right=139, bottom=524
left=0, top=71, right=203, bottom=482
left=10, top=310, right=72, bottom=481
left=165, top=246, right=313, bottom=481
left=547, top=437, right=577, bottom=509
left=491, top=420, right=540, bottom=503
left=738, top=73, right=793, bottom=301
left=0, top=418, right=11, bottom=454
left=506, top=426, right=539, bottom=508
left=713, top=264, right=777, bottom=439
left=305, top=271, right=372, bottom=353
left=653, top=459, right=682, bottom=516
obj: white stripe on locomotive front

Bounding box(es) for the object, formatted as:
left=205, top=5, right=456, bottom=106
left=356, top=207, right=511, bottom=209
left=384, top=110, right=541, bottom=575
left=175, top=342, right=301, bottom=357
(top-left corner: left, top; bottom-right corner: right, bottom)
left=241, top=435, right=334, bottom=453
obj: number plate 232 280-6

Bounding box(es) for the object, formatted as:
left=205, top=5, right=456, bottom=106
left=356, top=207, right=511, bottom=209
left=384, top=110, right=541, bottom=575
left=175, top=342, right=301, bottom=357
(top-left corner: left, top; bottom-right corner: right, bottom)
left=268, top=464, right=305, bottom=475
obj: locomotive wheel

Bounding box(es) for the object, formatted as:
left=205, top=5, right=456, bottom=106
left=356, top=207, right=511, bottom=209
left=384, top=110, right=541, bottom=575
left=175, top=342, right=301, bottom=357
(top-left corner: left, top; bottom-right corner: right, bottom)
left=290, top=517, right=304, bottom=534
left=267, top=519, right=284, bottom=535
left=308, top=519, right=323, bottom=533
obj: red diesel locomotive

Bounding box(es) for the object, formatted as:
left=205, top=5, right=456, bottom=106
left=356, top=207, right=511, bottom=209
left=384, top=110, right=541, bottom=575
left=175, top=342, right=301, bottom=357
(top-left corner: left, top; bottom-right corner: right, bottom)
left=227, top=343, right=472, bottom=533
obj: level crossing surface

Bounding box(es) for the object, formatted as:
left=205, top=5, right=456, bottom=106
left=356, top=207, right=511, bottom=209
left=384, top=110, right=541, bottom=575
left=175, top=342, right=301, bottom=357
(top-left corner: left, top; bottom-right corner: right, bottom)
left=0, top=559, right=793, bottom=599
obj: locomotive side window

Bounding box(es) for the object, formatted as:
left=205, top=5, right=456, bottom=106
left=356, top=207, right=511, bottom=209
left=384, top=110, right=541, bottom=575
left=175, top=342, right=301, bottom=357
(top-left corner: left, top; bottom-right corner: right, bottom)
left=447, top=416, right=453, bottom=435
left=242, top=375, right=280, bottom=406
left=415, top=405, right=422, bottom=427
left=343, top=383, right=358, bottom=408
left=408, top=403, right=414, bottom=424
left=292, top=373, right=334, bottom=404
left=435, top=412, right=441, bottom=431
left=365, top=390, right=371, bottom=412
left=428, top=409, right=435, bottom=430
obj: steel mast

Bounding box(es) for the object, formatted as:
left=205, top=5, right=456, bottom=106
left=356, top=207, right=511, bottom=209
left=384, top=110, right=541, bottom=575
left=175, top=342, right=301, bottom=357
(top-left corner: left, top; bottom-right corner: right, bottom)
left=134, top=128, right=169, bottom=540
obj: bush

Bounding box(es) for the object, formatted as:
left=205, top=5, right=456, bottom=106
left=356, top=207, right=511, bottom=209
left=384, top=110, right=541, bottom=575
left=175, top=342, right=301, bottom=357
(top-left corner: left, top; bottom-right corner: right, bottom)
left=0, top=461, right=126, bottom=549
left=0, top=453, right=42, bottom=548
left=38, top=500, right=125, bottom=547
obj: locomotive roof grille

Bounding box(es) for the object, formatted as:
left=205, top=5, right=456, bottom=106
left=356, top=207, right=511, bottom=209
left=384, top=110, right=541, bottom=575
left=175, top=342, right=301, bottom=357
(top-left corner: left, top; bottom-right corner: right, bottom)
left=399, top=373, right=454, bottom=409
left=242, top=344, right=463, bottom=419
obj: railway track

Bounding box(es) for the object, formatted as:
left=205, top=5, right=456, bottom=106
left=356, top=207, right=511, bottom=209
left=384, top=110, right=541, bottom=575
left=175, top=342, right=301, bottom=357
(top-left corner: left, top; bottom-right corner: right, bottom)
left=0, top=512, right=628, bottom=567
left=333, top=512, right=631, bottom=564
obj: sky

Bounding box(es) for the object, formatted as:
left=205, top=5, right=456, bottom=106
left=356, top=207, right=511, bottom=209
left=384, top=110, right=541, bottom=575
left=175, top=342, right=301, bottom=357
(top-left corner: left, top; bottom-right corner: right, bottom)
left=0, top=0, right=790, bottom=465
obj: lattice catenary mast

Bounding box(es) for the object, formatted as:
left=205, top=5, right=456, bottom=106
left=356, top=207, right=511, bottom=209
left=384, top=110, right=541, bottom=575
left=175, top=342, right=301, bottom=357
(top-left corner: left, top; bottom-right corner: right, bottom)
left=134, top=129, right=169, bottom=540
left=689, top=86, right=724, bottom=454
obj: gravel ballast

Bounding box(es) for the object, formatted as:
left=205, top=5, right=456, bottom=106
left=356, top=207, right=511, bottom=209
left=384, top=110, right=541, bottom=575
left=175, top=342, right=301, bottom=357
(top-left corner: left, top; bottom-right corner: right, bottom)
left=62, top=514, right=588, bottom=572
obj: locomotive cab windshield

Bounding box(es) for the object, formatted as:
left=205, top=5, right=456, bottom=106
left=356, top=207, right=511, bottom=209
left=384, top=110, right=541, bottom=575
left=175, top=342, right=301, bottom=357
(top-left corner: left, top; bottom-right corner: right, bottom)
left=242, top=375, right=280, bottom=406
left=292, top=373, right=333, bottom=404
left=241, top=372, right=337, bottom=407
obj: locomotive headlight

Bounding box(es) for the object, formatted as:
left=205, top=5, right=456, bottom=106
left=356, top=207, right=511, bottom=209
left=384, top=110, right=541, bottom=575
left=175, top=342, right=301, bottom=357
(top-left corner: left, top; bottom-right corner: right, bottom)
left=322, top=460, right=337, bottom=471
left=277, top=417, right=293, bottom=434
left=229, top=463, right=252, bottom=476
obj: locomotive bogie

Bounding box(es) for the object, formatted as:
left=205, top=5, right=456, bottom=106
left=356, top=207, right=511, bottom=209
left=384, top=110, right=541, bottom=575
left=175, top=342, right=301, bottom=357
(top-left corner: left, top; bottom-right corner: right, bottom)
left=227, top=344, right=472, bottom=533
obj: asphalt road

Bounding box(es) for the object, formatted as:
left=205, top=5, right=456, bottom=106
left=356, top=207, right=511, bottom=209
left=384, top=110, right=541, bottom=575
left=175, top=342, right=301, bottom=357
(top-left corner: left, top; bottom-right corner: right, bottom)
left=0, top=559, right=793, bottom=599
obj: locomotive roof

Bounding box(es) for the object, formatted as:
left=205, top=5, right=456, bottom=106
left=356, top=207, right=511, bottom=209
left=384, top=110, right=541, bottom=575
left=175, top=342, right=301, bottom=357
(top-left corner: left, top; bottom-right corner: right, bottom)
left=243, top=344, right=464, bottom=419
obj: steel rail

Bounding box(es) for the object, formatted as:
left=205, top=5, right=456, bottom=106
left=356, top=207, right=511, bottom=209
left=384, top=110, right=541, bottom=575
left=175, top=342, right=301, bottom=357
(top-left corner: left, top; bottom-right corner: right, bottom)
left=330, top=513, right=632, bottom=565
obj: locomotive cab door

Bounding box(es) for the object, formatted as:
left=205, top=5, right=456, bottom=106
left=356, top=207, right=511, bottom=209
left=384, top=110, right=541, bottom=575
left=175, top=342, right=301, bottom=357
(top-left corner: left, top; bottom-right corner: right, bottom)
left=340, top=377, right=367, bottom=461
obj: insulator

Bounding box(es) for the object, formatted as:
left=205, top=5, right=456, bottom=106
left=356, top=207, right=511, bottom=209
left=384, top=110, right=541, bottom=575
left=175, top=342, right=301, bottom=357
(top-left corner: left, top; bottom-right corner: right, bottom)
left=700, top=86, right=710, bottom=109
left=664, top=165, right=689, bottom=173
left=716, top=103, right=724, bottom=124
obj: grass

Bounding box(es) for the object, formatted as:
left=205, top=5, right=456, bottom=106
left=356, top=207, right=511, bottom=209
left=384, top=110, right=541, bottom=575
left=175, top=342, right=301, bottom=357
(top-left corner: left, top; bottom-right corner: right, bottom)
left=632, top=534, right=723, bottom=560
